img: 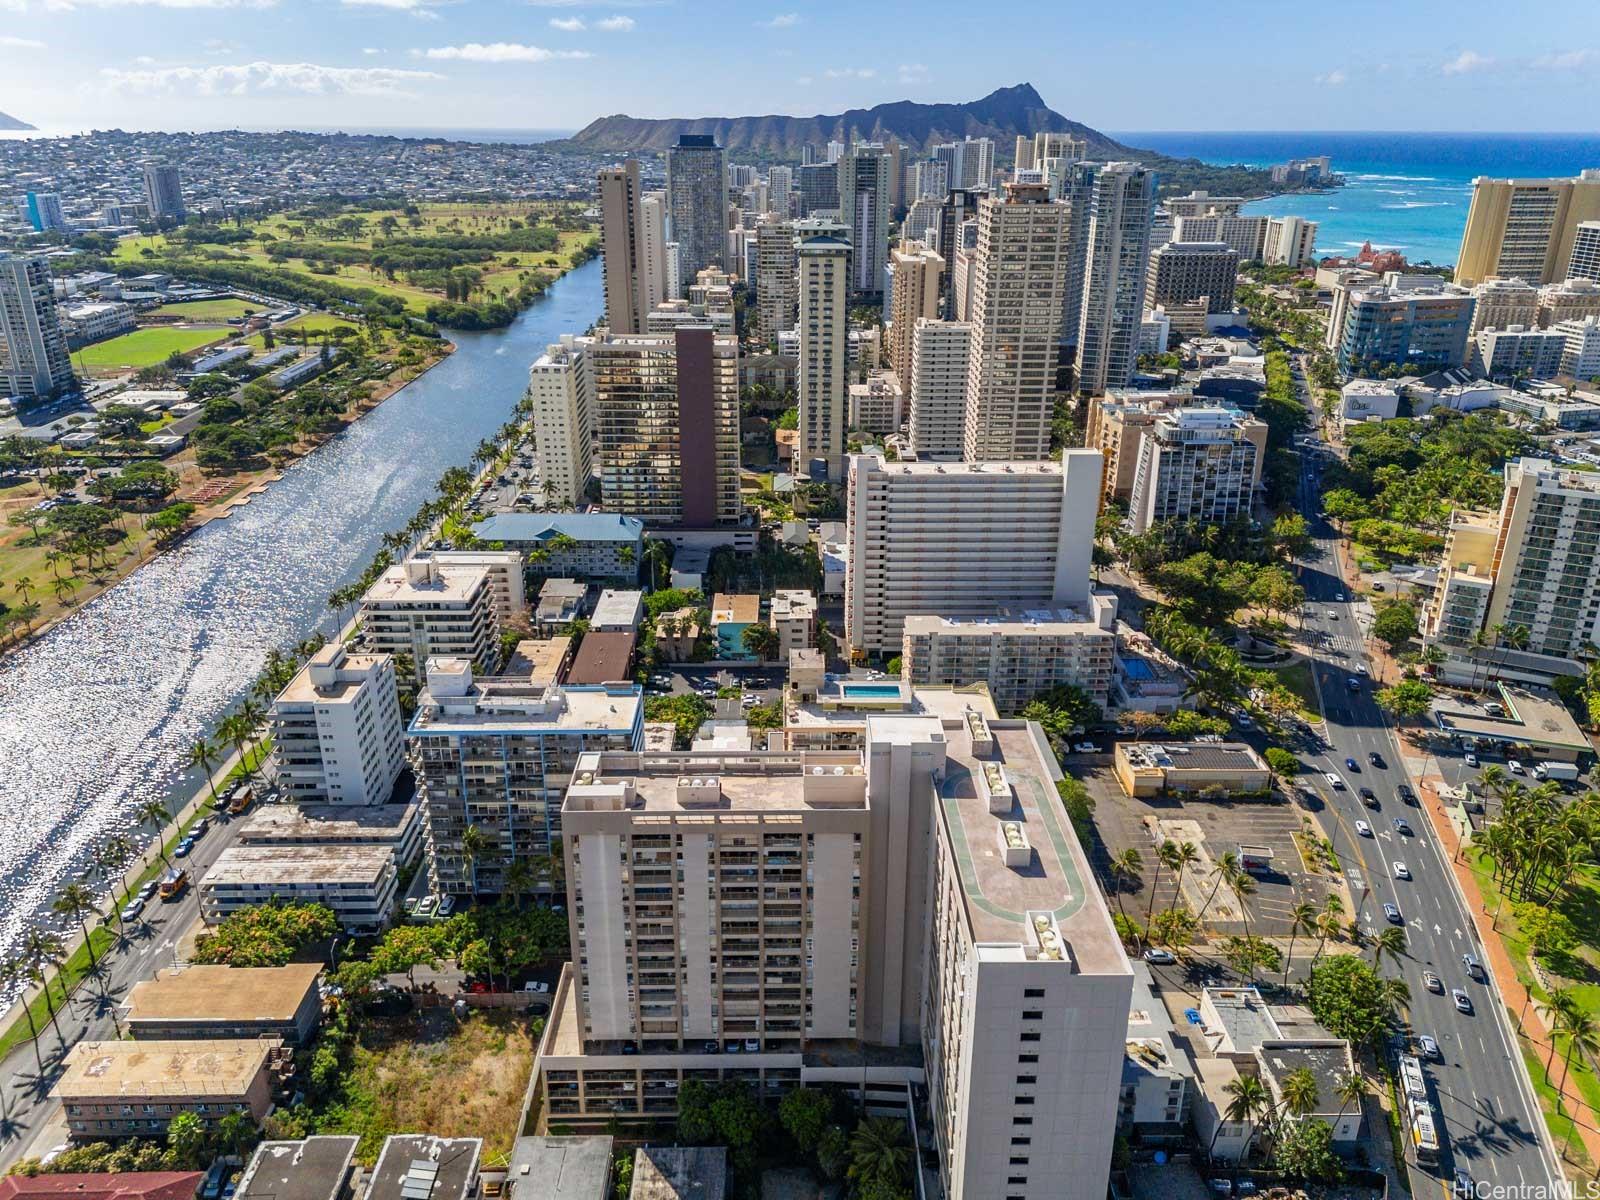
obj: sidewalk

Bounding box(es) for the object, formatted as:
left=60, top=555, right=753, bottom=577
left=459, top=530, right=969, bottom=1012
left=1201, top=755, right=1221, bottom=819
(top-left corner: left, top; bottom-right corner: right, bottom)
left=1402, top=733, right=1600, bottom=1177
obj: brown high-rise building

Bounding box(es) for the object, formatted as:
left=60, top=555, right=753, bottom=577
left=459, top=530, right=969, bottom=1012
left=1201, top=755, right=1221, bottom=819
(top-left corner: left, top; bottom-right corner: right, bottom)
left=599, top=160, right=647, bottom=334
left=887, top=246, right=944, bottom=389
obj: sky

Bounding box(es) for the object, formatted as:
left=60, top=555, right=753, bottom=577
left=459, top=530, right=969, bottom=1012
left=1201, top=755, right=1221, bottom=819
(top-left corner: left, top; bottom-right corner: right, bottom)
left=2, top=0, right=1599, bottom=135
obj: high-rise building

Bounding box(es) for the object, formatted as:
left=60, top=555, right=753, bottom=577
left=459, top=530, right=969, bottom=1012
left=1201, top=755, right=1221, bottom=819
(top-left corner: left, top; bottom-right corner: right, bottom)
left=754, top=216, right=797, bottom=340
left=1014, top=135, right=1035, bottom=172
left=1554, top=315, right=1600, bottom=379
left=359, top=558, right=501, bottom=683
left=1456, top=170, right=1600, bottom=287
left=142, top=162, right=185, bottom=223
left=767, top=166, right=793, bottom=218
left=959, top=137, right=994, bottom=189
left=525, top=335, right=594, bottom=508
left=1172, top=212, right=1269, bottom=262
left=795, top=161, right=839, bottom=217
left=908, top=319, right=971, bottom=461
left=1145, top=241, right=1239, bottom=315
left=592, top=327, right=741, bottom=527
left=936, top=189, right=986, bottom=315
left=910, top=159, right=949, bottom=201
left=933, top=142, right=963, bottom=192
left=1073, top=163, right=1158, bottom=398
left=902, top=198, right=942, bottom=246
left=24, top=192, right=66, bottom=233
left=1032, top=131, right=1086, bottom=169
left=1469, top=277, right=1540, bottom=336
left=269, top=643, right=406, bottom=806
left=1471, top=325, right=1568, bottom=380
left=638, top=192, right=670, bottom=315
left=0, top=251, right=75, bottom=403
left=1537, top=277, right=1600, bottom=328
left=845, top=449, right=1101, bottom=654
left=1263, top=215, right=1317, bottom=267
left=599, top=160, right=648, bottom=334
left=887, top=246, right=943, bottom=388
left=1165, top=191, right=1244, bottom=220
left=837, top=143, right=892, bottom=297
left=408, top=658, right=642, bottom=895
left=1334, top=280, right=1476, bottom=375
left=885, top=136, right=905, bottom=212
left=902, top=602, right=1117, bottom=711
left=1126, top=407, right=1266, bottom=534
left=796, top=235, right=851, bottom=480
left=537, top=705, right=1132, bottom=1200
left=666, top=135, right=727, bottom=292
left=962, top=182, right=1073, bottom=462
left=1084, top=390, right=1210, bottom=506
left=1571, top=221, right=1600, bottom=283
left=1424, top=457, right=1600, bottom=680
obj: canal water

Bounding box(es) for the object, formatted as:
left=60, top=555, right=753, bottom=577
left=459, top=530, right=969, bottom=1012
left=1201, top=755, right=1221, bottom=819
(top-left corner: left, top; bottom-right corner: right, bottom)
left=0, top=259, right=603, bottom=966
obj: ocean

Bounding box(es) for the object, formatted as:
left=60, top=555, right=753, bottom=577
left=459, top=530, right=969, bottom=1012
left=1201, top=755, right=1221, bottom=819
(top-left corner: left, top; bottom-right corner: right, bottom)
left=1114, top=131, right=1600, bottom=268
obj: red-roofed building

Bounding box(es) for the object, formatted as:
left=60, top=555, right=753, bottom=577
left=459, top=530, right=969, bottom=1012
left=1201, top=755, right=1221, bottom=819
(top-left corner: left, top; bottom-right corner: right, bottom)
left=0, top=1173, right=203, bottom=1200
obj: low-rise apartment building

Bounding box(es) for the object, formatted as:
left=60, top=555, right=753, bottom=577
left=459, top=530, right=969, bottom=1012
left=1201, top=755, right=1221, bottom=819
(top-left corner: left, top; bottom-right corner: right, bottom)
left=125, top=964, right=323, bottom=1045
left=473, top=514, right=645, bottom=584
left=710, top=593, right=760, bottom=659
left=200, top=845, right=397, bottom=933
left=56, top=1039, right=285, bottom=1139
left=268, top=643, right=405, bottom=806
left=236, top=802, right=424, bottom=868
left=769, top=589, right=816, bottom=657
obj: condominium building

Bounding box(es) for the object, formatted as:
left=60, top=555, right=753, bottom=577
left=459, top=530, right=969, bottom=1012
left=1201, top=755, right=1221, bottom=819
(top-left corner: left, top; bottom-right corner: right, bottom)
left=525, top=335, right=594, bottom=508
left=1165, top=191, right=1244, bottom=220
left=769, top=589, right=817, bottom=657
left=591, top=327, right=741, bottom=527
left=754, top=217, right=797, bottom=339
left=599, top=160, right=647, bottom=334
left=470, top=512, right=644, bottom=583
left=268, top=643, right=405, bottom=806
left=962, top=182, right=1072, bottom=462
left=62, top=301, right=135, bottom=347
left=142, top=162, right=185, bottom=223
left=1571, top=222, right=1600, bottom=283
left=1263, top=216, right=1317, bottom=268
left=1333, top=280, right=1476, bottom=375
left=422, top=549, right=526, bottom=626
left=901, top=601, right=1117, bottom=711
left=1127, top=407, right=1264, bottom=534
left=1555, top=315, right=1600, bottom=379
left=201, top=844, right=397, bottom=932
left=407, top=658, right=643, bottom=894
left=1072, top=163, right=1158, bottom=398
left=537, top=710, right=1131, bottom=1200
left=1471, top=325, right=1567, bottom=380
left=1456, top=170, right=1600, bottom=287
left=1030, top=131, right=1086, bottom=171
left=796, top=235, right=851, bottom=480
left=666, top=135, right=727, bottom=293
left=57, top=1040, right=282, bottom=1139
left=125, top=963, right=325, bottom=1046
left=937, top=189, right=986, bottom=316
left=1, top=252, right=75, bottom=403
left=795, top=161, right=838, bottom=218
left=638, top=192, right=670, bottom=315
left=847, top=371, right=904, bottom=436
left=836, top=143, right=892, bottom=297
left=844, top=449, right=1101, bottom=654
left=887, top=246, right=944, bottom=388
left=1537, top=278, right=1600, bottom=328
left=1426, top=457, right=1600, bottom=667
left=767, top=166, right=793, bottom=217
left=1145, top=241, right=1238, bottom=315
left=359, top=558, right=500, bottom=683
left=1172, top=213, right=1268, bottom=262
left=1082, top=390, right=1197, bottom=506
left=1469, top=277, right=1539, bottom=336
left=908, top=318, right=971, bottom=460
left=24, top=192, right=66, bottom=233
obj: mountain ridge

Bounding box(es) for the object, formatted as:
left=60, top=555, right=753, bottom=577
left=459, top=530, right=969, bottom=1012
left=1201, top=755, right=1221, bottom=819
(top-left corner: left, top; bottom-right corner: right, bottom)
left=0, top=111, right=36, bottom=132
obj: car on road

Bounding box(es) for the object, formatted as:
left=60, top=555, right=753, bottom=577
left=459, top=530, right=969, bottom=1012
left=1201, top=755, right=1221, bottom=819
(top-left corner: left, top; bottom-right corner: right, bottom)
left=1207, top=1181, right=1232, bottom=1197
left=1368, top=752, right=1385, bottom=768
left=174, top=837, right=195, bottom=857
left=1465, top=753, right=1480, bottom=768
left=1454, top=1170, right=1474, bottom=1195
left=1355, top=820, right=1373, bottom=837
left=1383, top=902, right=1403, bottom=924
left=138, top=880, right=159, bottom=903
left=1419, top=1034, right=1441, bottom=1059
left=1393, top=818, right=1413, bottom=835
left=1508, top=759, right=1525, bottom=774
left=1143, top=948, right=1176, bottom=965
left=1393, top=861, right=1410, bottom=880
left=1334, top=592, right=1346, bottom=602
left=1453, top=989, right=1474, bottom=1014
left=120, top=898, right=144, bottom=923
left=1462, top=953, right=1485, bottom=981
left=1356, top=663, right=1369, bottom=676
left=1359, top=787, right=1379, bottom=808
left=1072, top=741, right=1099, bottom=754
left=1345, top=757, right=1360, bottom=771
left=1396, top=784, right=1416, bottom=805
left=1325, top=772, right=1345, bottom=789
left=1423, top=970, right=1443, bottom=993
left=1347, top=677, right=1362, bottom=691
left=194, top=817, right=210, bottom=836
left=1326, top=610, right=1339, bottom=620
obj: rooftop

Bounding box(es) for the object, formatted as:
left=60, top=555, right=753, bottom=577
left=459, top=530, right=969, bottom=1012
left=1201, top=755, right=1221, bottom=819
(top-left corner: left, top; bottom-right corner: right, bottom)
left=364, top=561, right=488, bottom=607
left=592, top=590, right=644, bottom=627
left=238, top=803, right=419, bottom=845
left=203, top=844, right=394, bottom=887
left=1432, top=684, right=1589, bottom=754
left=472, top=513, right=643, bottom=544
left=1256, top=1040, right=1355, bottom=1118
left=56, top=1039, right=279, bottom=1099
left=628, top=1148, right=726, bottom=1200
left=1119, top=742, right=1267, bottom=773
left=710, top=593, right=760, bottom=625
left=902, top=605, right=1106, bottom=635
left=0, top=1177, right=203, bottom=1200
left=125, top=963, right=322, bottom=1025
left=236, top=1138, right=359, bottom=1200
left=505, top=1137, right=614, bottom=1200
left=274, top=643, right=388, bottom=706
left=564, top=631, right=638, bottom=687
left=563, top=748, right=867, bottom=815
left=1201, top=987, right=1282, bottom=1055
left=505, top=637, right=573, bottom=688
left=367, top=1137, right=481, bottom=1200
left=410, top=672, right=641, bottom=734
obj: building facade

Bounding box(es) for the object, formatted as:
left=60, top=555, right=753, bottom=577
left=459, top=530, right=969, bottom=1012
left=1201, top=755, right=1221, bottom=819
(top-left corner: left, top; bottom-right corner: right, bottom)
left=1127, top=406, right=1264, bottom=534
left=796, top=235, right=851, bottom=480
left=142, top=163, right=185, bottom=223
left=0, top=252, right=75, bottom=403
left=1334, top=282, right=1476, bottom=375
left=901, top=603, right=1118, bottom=711
left=1469, top=276, right=1539, bottom=336
left=269, top=643, right=406, bottom=806
left=908, top=318, right=971, bottom=461
left=887, top=246, right=944, bottom=389
left=359, top=558, right=500, bottom=683
left=599, top=160, right=648, bottom=335
left=666, top=136, right=728, bottom=294
left=836, top=144, right=892, bottom=297
left=1456, top=171, right=1600, bottom=287
left=754, top=216, right=797, bottom=340
left=524, top=336, right=594, bottom=509
left=1263, top=216, right=1317, bottom=267
left=1145, top=241, right=1238, bottom=315
left=1073, top=163, right=1158, bottom=398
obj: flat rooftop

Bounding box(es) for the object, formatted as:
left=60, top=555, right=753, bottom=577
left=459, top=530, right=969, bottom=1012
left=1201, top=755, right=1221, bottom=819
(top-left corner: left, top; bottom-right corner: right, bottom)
left=239, top=803, right=419, bottom=844
left=57, top=1039, right=278, bottom=1099
left=505, top=1137, right=614, bottom=1200
left=367, top=1137, right=481, bottom=1200
left=787, top=681, right=998, bottom=732
left=592, top=590, right=643, bottom=627
left=1433, top=685, right=1590, bottom=754
left=1256, top=1040, right=1354, bottom=1117
left=364, top=563, right=486, bottom=606
left=274, top=646, right=386, bottom=706
left=565, top=632, right=637, bottom=686
left=409, top=681, right=641, bottom=735
left=629, top=1148, right=726, bottom=1200
left=1202, top=987, right=1282, bottom=1055
left=902, top=606, right=1105, bottom=635
left=126, top=964, right=322, bottom=1024
left=203, top=844, right=393, bottom=887
left=710, top=593, right=759, bottom=624
left=505, top=637, right=573, bottom=688
left=1121, top=742, right=1266, bottom=772
left=564, top=749, right=867, bottom=815
left=237, top=1137, right=359, bottom=1200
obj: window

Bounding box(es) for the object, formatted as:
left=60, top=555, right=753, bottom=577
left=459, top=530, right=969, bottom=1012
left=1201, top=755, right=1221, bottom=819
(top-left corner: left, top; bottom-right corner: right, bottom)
left=1018, top=1053, right=1039, bottom=1064
left=1022, top=1010, right=1043, bottom=1020
left=1020, top=1032, right=1041, bottom=1042
left=1011, top=1116, right=1033, bottom=1126
left=1009, top=1156, right=1029, bottom=1166
left=1010, top=1136, right=1031, bottom=1146
left=1017, top=1075, right=1037, bottom=1085
left=1023, top=987, right=1044, bottom=998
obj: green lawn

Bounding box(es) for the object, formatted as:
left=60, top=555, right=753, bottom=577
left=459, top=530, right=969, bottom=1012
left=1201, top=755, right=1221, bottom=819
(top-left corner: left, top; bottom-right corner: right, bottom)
left=243, top=313, right=363, bottom=350
left=155, top=298, right=263, bottom=323
left=1268, top=658, right=1320, bottom=720
left=72, top=326, right=228, bottom=374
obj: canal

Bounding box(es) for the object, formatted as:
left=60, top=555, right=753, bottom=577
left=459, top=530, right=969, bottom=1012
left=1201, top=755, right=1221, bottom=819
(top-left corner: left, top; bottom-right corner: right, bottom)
left=0, top=258, right=602, bottom=964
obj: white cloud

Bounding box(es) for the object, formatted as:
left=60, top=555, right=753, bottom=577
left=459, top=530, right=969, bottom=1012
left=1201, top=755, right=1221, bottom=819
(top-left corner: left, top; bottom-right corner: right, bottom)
left=1534, top=49, right=1598, bottom=70
left=417, top=41, right=591, bottom=62
left=595, top=13, right=632, bottom=29
left=0, top=33, right=46, bottom=45
left=526, top=0, right=662, bottom=6
left=794, top=74, right=812, bottom=85
left=1442, top=50, right=1491, bottom=75
left=341, top=0, right=449, bottom=15
left=46, top=0, right=271, bottom=10
left=548, top=14, right=583, bottom=28
left=757, top=11, right=797, bottom=27
left=823, top=67, right=874, bottom=79
left=362, top=46, right=382, bottom=54
left=99, top=60, right=442, bottom=96
left=1315, top=68, right=1347, bottom=85
left=896, top=62, right=927, bottom=83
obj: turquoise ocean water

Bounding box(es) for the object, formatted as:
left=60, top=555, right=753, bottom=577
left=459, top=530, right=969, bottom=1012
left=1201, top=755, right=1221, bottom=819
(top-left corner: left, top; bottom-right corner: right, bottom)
left=1115, top=132, right=1600, bottom=268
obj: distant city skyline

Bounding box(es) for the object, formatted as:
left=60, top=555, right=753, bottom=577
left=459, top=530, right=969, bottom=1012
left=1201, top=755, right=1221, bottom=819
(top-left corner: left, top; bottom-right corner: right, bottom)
left=3, top=0, right=1600, bottom=135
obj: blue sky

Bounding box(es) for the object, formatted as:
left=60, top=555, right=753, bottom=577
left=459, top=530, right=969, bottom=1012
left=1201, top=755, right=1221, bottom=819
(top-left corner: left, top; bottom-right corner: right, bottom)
left=2, top=0, right=1599, bottom=134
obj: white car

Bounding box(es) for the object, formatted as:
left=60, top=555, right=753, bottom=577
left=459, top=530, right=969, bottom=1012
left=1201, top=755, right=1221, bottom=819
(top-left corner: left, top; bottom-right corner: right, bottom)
left=1072, top=741, right=1099, bottom=754
left=1325, top=772, right=1346, bottom=790
left=522, top=980, right=551, bottom=993
left=1508, top=759, right=1525, bottom=775
left=1465, top=753, right=1480, bottom=768
left=1393, top=861, right=1410, bottom=880
left=1355, top=820, right=1373, bottom=838
left=1334, top=592, right=1346, bottom=602
left=1143, top=948, right=1176, bottom=965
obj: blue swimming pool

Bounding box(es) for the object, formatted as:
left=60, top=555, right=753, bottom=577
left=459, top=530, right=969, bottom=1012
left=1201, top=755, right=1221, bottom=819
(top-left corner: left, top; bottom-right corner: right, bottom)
left=842, top=683, right=903, bottom=698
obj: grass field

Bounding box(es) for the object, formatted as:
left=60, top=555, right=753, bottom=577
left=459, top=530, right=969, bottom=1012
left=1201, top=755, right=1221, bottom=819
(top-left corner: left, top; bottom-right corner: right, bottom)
left=243, top=313, right=365, bottom=350
left=72, top=326, right=227, bottom=374
left=154, top=298, right=263, bottom=323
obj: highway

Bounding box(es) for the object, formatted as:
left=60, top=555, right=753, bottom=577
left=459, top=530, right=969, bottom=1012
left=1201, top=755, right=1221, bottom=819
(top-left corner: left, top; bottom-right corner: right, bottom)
left=1288, top=362, right=1561, bottom=1195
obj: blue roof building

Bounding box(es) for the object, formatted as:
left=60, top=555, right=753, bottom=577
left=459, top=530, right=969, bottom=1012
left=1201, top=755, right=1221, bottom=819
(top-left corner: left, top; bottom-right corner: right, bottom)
left=472, top=513, right=644, bottom=583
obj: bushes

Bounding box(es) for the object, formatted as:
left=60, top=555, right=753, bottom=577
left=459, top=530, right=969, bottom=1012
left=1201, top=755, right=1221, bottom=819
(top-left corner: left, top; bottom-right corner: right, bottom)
left=191, top=900, right=337, bottom=966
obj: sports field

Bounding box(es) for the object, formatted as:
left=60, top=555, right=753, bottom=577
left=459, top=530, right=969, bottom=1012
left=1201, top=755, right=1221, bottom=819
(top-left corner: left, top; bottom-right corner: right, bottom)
left=72, top=326, right=226, bottom=374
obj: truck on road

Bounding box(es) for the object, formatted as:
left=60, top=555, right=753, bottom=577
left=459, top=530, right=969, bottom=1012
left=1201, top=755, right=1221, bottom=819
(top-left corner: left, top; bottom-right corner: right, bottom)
left=1533, top=762, right=1580, bottom=782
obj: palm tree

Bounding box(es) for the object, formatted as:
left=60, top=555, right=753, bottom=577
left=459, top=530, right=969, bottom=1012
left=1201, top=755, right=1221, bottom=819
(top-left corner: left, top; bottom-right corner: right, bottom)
left=502, top=859, right=534, bottom=910
left=1282, top=900, right=1319, bottom=988
left=51, top=883, right=103, bottom=975
left=1332, top=1070, right=1366, bottom=1126
left=1166, top=842, right=1201, bottom=921
left=0, top=956, right=48, bottom=1075
left=1146, top=840, right=1178, bottom=927
left=1555, top=1008, right=1600, bottom=1100
left=24, top=929, right=67, bottom=1046
left=187, top=736, right=221, bottom=806
left=1227, top=871, right=1258, bottom=950
left=138, top=798, right=175, bottom=869
left=846, top=1116, right=912, bottom=1194
left=460, top=824, right=491, bottom=898
left=1208, top=1073, right=1268, bottom=1164
left=1197, top=851, right=1240, bottom=926
left=1278, top=1067, right=1320, bottom=1120
left=1536, top=988, right=1582, bottom=1079
left=1370, top=925, right=1407, bottom=972
left=1107, top=848, right=1143, bottom=936
left=1310, top=895, right=1345, bottom=968
left=12, top=575, right=36, bottom=604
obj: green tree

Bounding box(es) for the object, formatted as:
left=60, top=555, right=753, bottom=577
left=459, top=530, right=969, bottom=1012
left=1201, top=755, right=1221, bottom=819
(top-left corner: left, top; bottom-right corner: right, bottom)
left=1208, top=1073, right=1267, bottom=1162
left=191, top=900, right=337, bottom=967
left=1369, top=924, right=1407, bottom=973
left=0, top=956, right=49, bottom=1075
left=778, top=1087, right=831, bottom=1154
left=741, top=622, right=782, bottom=661
left=1274, top=1118, right=1342, bottom=1182
left=1264, top=747, right=1299, bottom=779
left=51, top=882, right=103, bottom=976
left=847, top=1117, right=912, bottom=1195
left=1376, top=678, right=1433, bottom=722
left=1371, top=602, right=1419, bottom=651
left=1278, top=1067, right=1320, bottom=1118
left=1306, top=955, right=1396, bottom=1046
left=459, top=823, right=492, bottom=896
left=1514, top=902, right=1579, bottom=960
left=816, top=1125, right=851, bottom=1181
left=166, top=1111, right=209, bottom=1170
left=1022, top=684, right=1102, bottom=735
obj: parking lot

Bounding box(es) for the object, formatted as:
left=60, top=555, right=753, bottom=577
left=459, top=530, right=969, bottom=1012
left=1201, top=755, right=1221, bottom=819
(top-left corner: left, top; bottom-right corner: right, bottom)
left=1073, top=760, right=1347, bottom=938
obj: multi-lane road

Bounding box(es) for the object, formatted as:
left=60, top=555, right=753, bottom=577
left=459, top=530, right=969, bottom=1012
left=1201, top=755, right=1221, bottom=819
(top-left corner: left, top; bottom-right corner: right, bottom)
left=1289, top=388, right=1561, bottom=1194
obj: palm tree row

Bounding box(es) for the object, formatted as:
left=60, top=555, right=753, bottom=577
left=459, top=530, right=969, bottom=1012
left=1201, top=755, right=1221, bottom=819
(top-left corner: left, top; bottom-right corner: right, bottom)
left=1476, top=772, right=1600, bottom=909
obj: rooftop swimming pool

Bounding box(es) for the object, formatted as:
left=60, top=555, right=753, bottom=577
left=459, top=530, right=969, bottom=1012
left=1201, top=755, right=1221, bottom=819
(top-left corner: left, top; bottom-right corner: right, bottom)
left=841, top=683, right=904, bottom=699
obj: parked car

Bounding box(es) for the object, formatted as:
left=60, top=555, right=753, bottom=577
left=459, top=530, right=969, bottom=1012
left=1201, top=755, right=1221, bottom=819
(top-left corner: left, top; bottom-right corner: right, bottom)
left=1453, top=989, right=1474, bottom=1014
left=1393, top=861, right=1410, bottom=880
left=1143, top=948, right=1176, bottom=965
left=1208, top=1181, right=1233, bottom=1198
left=1393, top=818, right=1413, bottom=835
left=523, top=980, right=551, bottom=993
left=437, top=895, right=456, bottom=917
left=1355, top=820, right=1373, bottom=838
left=403, top=897, right=419, bottom=915
left=1423, top=971, right=1442, bottom=993
left=193, top=817, right=210, bottom=836
left=120, top=898, right=144, bottom=923
left=1073, top=741, right=1099, bottom=754
left=1384, top=902, right=1403, bottom=924
left=416, top=896, right=439, bottom=920
left=1465, top=753, right=1480, bottom=768
left=174, top=837, right=195, bottom=858
left=138, top=880, right=159, bottom=903
left=1508, top=759, right=1525, bottom=775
